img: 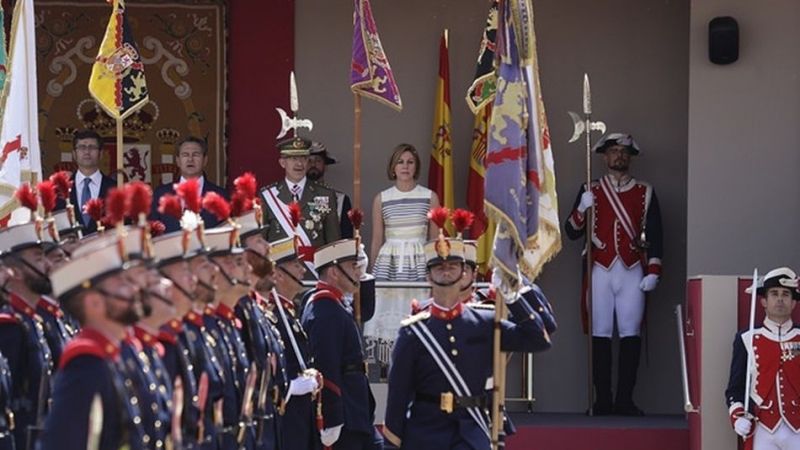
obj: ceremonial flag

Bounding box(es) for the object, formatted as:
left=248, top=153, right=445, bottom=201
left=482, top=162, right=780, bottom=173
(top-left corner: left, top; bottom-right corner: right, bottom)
left=485, top=0, right=561, bottom=288
left=0, top=8, right=7, bottom=91
left=428, top=30, right=454, bottom=234
left=350, top=0, right=402, bottom=110
left=0, top=0, right=42, bottom=221
left=465, top=0, right=499, bottom=114
left=89, top=0, right=149, bottom=120
left=467, top=105, right=495, bottom=278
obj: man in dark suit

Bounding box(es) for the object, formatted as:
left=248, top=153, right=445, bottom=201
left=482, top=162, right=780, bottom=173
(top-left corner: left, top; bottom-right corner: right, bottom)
left=261, top=136, right=340, bottom=261
left=66, top=129, right=115, bottom=234
left=149, top=135, right=228, bottom=232
left=307, top=141, right=354, bottom=239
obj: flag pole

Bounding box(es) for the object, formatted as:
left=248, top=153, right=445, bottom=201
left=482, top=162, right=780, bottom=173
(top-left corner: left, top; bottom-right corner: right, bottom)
left=491, top=279, right=506, bottom=450
left=352, top=92, right=362, bottom=325
left=116, top=118, right=123, bottom=187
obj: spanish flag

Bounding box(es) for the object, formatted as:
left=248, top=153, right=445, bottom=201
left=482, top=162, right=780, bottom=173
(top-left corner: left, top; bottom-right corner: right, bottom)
left=88, top=0, right=148, bottom=120
left=428, top=30, right=454, bottom=233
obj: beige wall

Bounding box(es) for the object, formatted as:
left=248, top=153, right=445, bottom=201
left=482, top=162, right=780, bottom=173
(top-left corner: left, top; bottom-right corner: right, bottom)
left=296, top=0, right=689, bottom=414
left=688, top=0, right=800, bottom=276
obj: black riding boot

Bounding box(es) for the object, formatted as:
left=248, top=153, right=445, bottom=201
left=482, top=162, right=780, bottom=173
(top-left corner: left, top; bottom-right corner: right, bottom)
left=591, top=337, right=613, bottom=415
left=614, top=336, right=644, bottom=416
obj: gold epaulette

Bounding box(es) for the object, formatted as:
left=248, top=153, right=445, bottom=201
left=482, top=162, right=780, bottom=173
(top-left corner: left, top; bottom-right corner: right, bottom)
left=401, top=311, right=430, bottom=327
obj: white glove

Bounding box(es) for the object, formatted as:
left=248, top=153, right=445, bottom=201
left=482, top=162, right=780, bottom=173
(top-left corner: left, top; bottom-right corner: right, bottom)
left=577, top=191, right=594, bottom=213
left=357, top=243, right=369, bottom=271
left=320, top=424, right=343, bottom=447
left=734, top=416, right=752, bottom=437
left=639, top=274, right=660, bottom=292
left=287, top=374, right=319, bottom=398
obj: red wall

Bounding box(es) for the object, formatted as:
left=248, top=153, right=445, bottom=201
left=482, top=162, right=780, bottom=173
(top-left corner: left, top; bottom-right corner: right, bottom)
left=227, top=0, right=294, bottom=189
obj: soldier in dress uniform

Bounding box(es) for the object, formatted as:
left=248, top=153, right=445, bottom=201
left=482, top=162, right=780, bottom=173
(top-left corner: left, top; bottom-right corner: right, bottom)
left=204, top=226, right=257, bottom=449
left=307, top=141, right=353, bottom=239
left=0, top=217, right=56, bottom=450
left=564, top=132, right=663, bottom=416
left=261, top=136, right=340, bottom=266
left=726, top=267, right=800, bottom=450
left=0, top=267, right=16, bottom=450
left=40, top=231, right=148, bottom=450
left=154, top=228, right=215, bottom=449
left=383, top=224, right=552, bottom=450
left=267, top=235, right=320, bottom=450
left=227, top=184, right=290, bottom=450
left=301, top=237, right=382, bottom=450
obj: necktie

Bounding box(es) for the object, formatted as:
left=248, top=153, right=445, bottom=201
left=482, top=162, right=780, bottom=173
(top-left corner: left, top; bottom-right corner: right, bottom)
left=291, top=184, right=301, bottom=201
left=80, top=177, right=92, bottom=225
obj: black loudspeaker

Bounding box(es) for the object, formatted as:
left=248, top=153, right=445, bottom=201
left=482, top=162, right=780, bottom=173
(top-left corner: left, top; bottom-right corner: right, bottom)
left=709, top=16, right=739, bottom=65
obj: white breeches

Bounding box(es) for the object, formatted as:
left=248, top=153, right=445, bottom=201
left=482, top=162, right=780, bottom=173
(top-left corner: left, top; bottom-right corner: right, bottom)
left=755, top=422, right=800, bottom=450
left=591, top=259, right=644, bottom=338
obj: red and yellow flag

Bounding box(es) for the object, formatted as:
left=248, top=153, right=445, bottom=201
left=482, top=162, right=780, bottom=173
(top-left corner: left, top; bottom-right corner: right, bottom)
left=428, top=30, right=453, bottom=233
left=466, top=104, right=495, bottom=278
left=89, top=0, right=148, bottom=120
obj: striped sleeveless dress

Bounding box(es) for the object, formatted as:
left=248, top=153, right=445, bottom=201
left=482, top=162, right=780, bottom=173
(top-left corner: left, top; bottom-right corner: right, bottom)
left=372, top=185, right=432, bottom=281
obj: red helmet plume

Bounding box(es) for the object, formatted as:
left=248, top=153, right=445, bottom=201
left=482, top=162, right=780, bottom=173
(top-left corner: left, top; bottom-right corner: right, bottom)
left=202, top=192, right=230, bottom=221
left=125, top=182, right=152, bottom=221
left=451, top=209, right=475, bottom=238
left=427, top=206, right=450, bottom=230
left=233, top=172, right=257, bottom=199
left=175, top=178, right=201, bottom=213
left=37, top=181, right=58, bottom=214
left=158, top=194, right=182, bottom=220
left=288, top=201, right=302, bottom=229
left=49, top=171, right=72, bottom=200
left=15, top=183, right=38, bottom=212
left=104, top=188, right=127, bottom=225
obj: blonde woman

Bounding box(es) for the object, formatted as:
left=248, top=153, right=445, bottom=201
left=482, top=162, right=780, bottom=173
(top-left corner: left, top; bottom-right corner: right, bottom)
left=370, top=144, right=440, bottom=281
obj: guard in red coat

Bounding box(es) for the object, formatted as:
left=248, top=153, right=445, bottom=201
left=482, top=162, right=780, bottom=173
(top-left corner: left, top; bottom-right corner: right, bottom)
left=564, top=132, right=663, bottom=416
left=726, top=267, right=800, bottom=450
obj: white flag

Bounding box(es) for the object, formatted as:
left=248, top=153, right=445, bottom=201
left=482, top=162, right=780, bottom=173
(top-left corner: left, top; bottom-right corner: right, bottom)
left=0, top=0, right=42, bottom=222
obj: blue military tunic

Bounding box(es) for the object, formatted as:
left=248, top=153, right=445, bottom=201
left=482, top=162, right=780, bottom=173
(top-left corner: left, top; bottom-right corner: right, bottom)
left=39, top=327, right=147, bottom=450
left=121, top=332, right=172, bottom=449
left=205, top=304, right=255, bottom=449
left=301, top=282, right=382, bottom=450
left=183, top=310, right=224, bottom=448
left=384, top=298, right=551, bottom=450
left=0, top=294, right=53, bottom=450
left=267, top=290, right=317, bottom=450
left=158, top=319, right=216, bottom=450
left=35, top=296, right=76, bottom=368
left=235, top=293, right=287, bottom=450
left=0, top=351, right=14, bottom=450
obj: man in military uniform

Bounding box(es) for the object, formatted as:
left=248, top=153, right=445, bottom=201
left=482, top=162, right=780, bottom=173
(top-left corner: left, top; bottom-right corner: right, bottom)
left=0, top=219, right=56, bottom=450
left=204, top=226, right=257, bottom=449
left=726, top=267, right=800, bottom=450
left=41, top=232, right=147, bottom=450
left=383, top=231, right=552, bottom=450
left=261, top=136, right=340, bottom=269
left=307, top=141, right=353, bottom=239
left=564, top=132, right=663, bottom=416
left=267, top=236, right=319, bottom=450
left=153, top=228, right=215, bottom=449
left=301, top=238, right=381, bottom=450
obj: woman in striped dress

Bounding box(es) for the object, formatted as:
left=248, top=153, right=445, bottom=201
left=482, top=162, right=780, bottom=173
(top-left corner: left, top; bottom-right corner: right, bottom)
left=370, top=144, right=440, bottom=281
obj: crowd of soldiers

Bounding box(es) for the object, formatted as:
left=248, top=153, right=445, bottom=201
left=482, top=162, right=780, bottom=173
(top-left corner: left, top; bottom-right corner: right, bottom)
left=0, top=131, right=557, bottom=450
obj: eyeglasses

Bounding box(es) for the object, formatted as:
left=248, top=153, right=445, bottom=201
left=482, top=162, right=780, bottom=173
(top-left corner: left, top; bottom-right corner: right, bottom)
left=75, top=144, right=100, bottom=151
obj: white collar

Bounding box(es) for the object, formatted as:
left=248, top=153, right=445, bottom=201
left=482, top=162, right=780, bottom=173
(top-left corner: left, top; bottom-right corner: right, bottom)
left=763, top=317, right=794, bottom=335
left=75, top=169, right=102, bottom=186
left=286, top=177, right=307, bottom=193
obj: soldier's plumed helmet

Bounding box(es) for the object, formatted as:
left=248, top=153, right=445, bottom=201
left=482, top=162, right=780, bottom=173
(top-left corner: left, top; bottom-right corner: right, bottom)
left=424, top=238, right=466, bottom=268
left=270, top=236, right=299, bottom=265
left=593, top=132, right=641, bottom=155
left=314, top=238, right=359, bottom=271
left=51, top=237, right=126, bottom=299
left=463, top=240, right=478, bottom=269
left=277, top=136, right=312, bottom=157
left=205, top=226, right=243, bottom=257
left=756, top=267, right=800, bottom=300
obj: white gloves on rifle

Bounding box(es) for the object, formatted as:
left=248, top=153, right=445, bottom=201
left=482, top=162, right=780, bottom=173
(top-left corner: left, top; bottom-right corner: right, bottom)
left=356, top=243, right=369, bottom=272
left=577, top=191, right=594, bottom=214
left=320, top=424, right=343, bottom=447
left=734, top=416, right=752, bottom=437
left=639, top=274, right=659, bottom=292
left=285, top=373, right=319, bottom=404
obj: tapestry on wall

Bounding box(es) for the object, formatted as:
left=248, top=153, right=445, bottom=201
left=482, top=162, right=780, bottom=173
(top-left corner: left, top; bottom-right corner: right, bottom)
left=35, top=0, right=227, bottom=186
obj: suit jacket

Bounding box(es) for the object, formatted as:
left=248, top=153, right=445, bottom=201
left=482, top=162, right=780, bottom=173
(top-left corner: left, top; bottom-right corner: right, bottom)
left=261, top=179, right=340, bottom=249
left=53, top=171, right=115, bottom=234
left=149, top=176, right=229, bottom=233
